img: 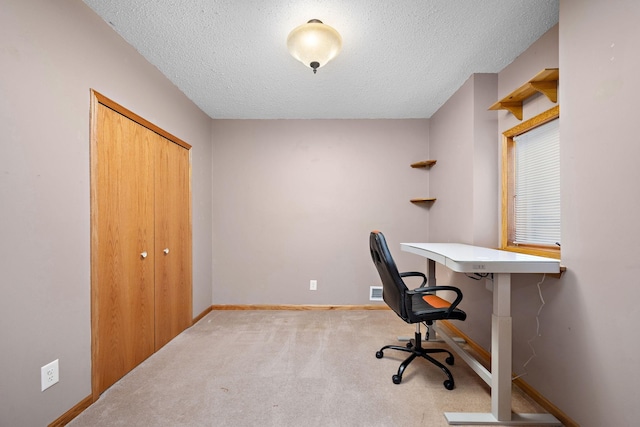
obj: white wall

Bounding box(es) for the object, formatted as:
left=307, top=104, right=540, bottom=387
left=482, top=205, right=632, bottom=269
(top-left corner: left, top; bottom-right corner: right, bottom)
left=428, top=73, right=499, bottom=347
left=0, top=1, right=213, bottom=425
left=557, top=1, right=640, bottom=424
left=430, top=73, right=499, bottom=248
left=211, top=119, right=430, bottom=305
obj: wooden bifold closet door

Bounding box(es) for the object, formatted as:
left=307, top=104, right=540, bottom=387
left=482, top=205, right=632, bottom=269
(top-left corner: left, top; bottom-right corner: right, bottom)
left=154, top=133, right=192, bottom=349
left=90, top=91, right=192, bottom=398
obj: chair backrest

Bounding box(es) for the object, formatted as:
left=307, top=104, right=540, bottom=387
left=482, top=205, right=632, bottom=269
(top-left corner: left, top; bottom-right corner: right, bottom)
left=369, top=231, right=409, bottom=320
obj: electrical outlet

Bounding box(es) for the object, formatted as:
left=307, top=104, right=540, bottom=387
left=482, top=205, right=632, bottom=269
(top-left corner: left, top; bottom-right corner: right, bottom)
left=310, top=280, right=317, bottom=291
left=41, top=359, right=59, bottom=391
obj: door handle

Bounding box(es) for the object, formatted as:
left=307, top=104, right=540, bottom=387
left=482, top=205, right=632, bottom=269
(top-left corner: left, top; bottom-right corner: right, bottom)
left=163, top=248, right=170, bottom=255
left=140, top=251, right=148, bottom=259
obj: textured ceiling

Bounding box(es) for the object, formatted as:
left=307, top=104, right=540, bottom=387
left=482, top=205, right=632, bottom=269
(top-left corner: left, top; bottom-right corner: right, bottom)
left=82, top=0, right=559, bottom=119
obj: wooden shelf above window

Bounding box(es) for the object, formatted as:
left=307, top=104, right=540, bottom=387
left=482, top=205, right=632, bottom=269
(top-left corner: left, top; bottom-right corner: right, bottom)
left=489, top=68, right=559, bottom=120
left=410, top=198, right=436, bottom=204
left=410, top=160, right=437, bottom=168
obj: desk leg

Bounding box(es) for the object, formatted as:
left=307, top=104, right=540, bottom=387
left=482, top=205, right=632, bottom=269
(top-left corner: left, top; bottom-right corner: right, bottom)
left=427, top=258, right=436, bottom=285
left=425, top=259, right=442, bottom=342
left=444, top=273, right=561, bottom=426
left=492, top=273, right=512, bottom=421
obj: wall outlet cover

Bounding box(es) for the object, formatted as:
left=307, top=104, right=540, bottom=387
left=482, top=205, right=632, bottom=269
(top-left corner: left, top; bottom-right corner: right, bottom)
left=41, top=359, right=59, bottom=391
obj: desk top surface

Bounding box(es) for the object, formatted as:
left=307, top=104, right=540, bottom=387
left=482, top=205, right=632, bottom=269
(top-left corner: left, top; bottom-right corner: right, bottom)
left=400, top=243, right=560, bottom=274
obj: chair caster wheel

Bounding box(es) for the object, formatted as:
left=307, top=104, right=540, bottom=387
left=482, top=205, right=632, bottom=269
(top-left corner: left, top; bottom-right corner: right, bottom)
left=445, top=356, right=454, bottom=365
left=406, top=342, right=413, bottom=349
left=444, top=380, right=454, bottom=390
left=375, top=350, right=384, bottom=359
left=392, top=374, right=402, bottom=384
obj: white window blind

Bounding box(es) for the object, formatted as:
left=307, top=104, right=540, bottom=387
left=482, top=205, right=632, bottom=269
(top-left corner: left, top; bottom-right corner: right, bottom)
left=513, top=118, right=560, bottom=246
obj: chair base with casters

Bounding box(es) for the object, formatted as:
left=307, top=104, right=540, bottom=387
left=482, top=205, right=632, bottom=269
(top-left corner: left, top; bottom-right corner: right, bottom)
left=376, top=322, right=456, bottom=390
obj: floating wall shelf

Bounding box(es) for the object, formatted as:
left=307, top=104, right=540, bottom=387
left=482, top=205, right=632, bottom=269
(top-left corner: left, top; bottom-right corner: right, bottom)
left=410, top=160, right=436, bottom=205
left=410, top=197, right=436, bottom=204
left=488, top=68, right=559, bottom=120
left=410, top=160, right=437, bottom=168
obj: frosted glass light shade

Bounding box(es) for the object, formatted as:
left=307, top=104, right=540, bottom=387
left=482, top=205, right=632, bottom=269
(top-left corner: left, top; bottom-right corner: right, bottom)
left=287, top=19, right=342, bottom=73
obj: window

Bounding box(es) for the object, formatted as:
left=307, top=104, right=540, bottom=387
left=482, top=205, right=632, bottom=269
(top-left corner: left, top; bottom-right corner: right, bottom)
left=501, top=106, right=560, bottom=259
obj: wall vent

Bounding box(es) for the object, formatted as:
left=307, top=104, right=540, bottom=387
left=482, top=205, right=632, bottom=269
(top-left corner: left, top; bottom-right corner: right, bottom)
left=369, top=286, right=383, bottom=301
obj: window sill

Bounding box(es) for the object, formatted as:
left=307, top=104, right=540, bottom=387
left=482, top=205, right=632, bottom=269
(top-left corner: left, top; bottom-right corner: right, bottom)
left=501, top=245, right=560, bottom=259
left=500, top=245, right=565, bottom=278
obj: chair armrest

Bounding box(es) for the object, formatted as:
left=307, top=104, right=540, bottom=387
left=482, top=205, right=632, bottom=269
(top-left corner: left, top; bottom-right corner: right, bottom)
left=407, top=286, right=463, bottom=318
left=400, top=271, right=427, bottom=287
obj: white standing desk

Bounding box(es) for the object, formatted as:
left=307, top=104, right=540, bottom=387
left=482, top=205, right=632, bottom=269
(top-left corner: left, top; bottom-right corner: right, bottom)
left=400, top=243, right=561, bottom=426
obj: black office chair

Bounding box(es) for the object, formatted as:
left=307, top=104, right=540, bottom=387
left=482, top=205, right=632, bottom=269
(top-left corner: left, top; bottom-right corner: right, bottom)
left=369, top=231, right=467, bottom=390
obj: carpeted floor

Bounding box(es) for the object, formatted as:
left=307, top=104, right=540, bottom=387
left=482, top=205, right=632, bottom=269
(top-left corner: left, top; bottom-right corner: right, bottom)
left=69, top=310, right=544, bottom=426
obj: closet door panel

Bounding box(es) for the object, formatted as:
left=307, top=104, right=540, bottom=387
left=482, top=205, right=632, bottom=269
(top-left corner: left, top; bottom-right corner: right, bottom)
left=94, top=105, right=155, bottom=394
left=154, top=136, right=192, bottom=350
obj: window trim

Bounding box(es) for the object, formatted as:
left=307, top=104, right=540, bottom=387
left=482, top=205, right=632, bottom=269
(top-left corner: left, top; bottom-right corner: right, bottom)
left=501, top=105, right=560, bottom=259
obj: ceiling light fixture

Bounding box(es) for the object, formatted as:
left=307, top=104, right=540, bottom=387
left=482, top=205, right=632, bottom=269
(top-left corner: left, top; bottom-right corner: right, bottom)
left=287, top=19, right=342, bottom=74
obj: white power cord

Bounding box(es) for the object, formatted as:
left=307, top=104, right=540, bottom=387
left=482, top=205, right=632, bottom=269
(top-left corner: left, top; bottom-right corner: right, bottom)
left=513, top=274, right=546, bottom=381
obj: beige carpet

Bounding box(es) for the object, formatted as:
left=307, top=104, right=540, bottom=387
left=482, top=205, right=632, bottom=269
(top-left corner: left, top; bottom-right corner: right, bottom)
left=69, top=310, right=544, bottom=426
